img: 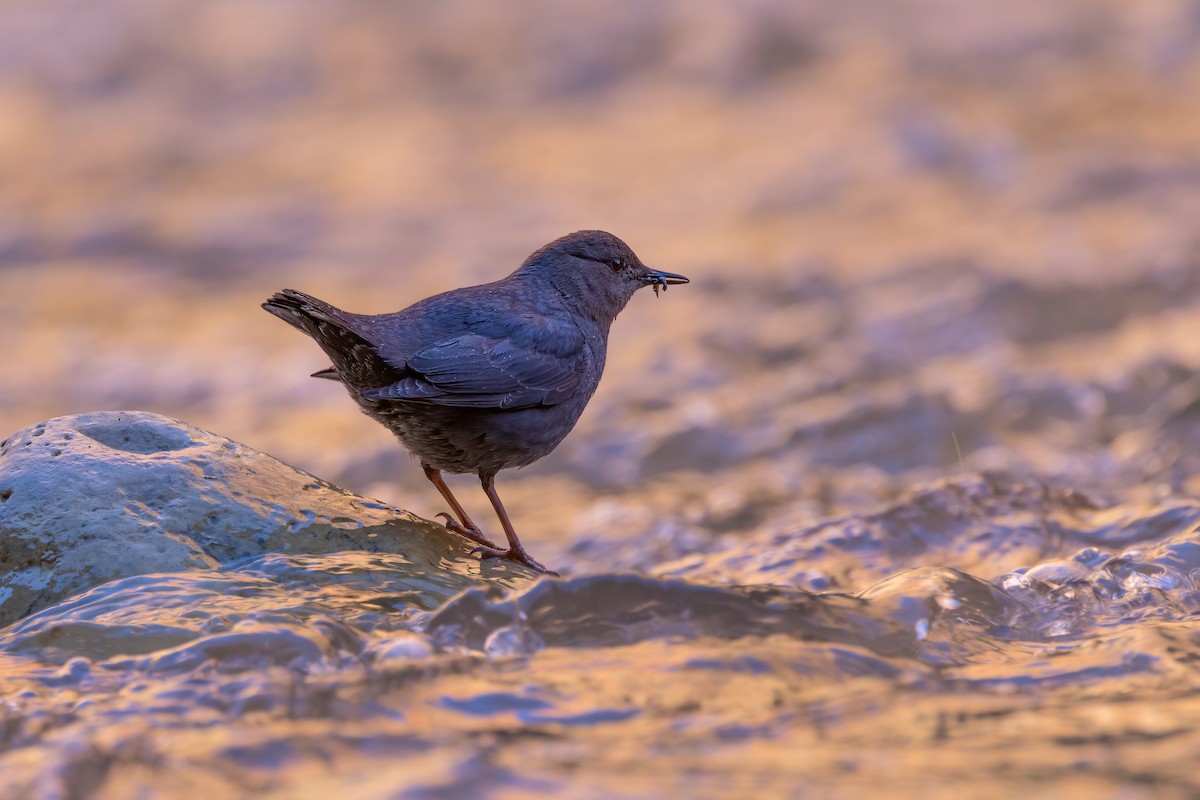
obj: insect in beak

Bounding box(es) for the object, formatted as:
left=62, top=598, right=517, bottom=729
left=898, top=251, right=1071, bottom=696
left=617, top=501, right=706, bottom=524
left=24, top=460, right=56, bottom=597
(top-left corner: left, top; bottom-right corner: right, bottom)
left=641, top=270, right=689, bottom=298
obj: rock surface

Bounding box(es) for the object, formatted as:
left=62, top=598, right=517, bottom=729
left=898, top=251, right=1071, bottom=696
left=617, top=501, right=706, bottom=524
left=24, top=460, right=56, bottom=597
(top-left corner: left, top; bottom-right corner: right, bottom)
left=0, top=411, right=533, bottom=628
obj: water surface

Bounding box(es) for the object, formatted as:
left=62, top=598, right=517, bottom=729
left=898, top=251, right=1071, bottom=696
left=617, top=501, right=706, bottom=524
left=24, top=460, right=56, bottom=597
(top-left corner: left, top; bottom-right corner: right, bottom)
left=5, top=0, right=1200, bottom=796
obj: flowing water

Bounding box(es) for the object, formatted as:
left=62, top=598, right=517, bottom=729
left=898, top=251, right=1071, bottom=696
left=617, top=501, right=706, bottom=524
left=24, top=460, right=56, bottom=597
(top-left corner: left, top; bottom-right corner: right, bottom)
left=5, top=0, right=1200, bottom=796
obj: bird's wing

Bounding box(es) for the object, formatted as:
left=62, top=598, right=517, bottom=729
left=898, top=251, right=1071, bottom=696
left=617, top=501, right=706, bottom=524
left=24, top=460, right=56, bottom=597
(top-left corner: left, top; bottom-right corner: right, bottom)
left=361, top=324, right=585, bottom=410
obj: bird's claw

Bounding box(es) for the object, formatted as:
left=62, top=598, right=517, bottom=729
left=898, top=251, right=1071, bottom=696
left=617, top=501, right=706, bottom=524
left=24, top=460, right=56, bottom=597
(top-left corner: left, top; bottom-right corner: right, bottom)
left=435, top=512, right=500, bottom=550
left=469, top=544, right=558, bottom=576
left=434, top=513, right=553, bottom=573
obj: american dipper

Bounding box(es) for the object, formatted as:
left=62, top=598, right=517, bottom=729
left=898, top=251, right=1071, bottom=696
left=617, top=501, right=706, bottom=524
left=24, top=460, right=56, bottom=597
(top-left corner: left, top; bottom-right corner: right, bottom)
left=263, top=230, right=687, bottom=573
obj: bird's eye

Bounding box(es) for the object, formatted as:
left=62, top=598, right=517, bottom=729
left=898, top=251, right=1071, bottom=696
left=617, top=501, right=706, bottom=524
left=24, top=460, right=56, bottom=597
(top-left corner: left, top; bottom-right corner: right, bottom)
left=610, top=258, right=625, bottom=271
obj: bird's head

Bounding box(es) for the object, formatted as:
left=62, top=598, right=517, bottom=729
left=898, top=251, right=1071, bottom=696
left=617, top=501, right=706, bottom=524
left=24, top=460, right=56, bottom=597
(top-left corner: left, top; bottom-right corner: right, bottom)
left=517, top=230, right=688, bottom=323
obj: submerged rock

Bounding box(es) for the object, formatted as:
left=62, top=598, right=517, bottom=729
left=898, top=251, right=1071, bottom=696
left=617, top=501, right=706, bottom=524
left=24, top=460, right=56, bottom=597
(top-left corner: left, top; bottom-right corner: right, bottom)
left=0, top=411, right=534, bottom=628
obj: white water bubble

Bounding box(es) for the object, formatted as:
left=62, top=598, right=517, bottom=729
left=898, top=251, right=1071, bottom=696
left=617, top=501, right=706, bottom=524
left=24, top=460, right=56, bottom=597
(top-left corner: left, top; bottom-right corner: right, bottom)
left=484, top=625, right=545, bottom=658
left=1045, top=620, right=1072, bottom=638
left=934, top=593, right=961, bottom=610
left=373, top=634, right=434, bottom=665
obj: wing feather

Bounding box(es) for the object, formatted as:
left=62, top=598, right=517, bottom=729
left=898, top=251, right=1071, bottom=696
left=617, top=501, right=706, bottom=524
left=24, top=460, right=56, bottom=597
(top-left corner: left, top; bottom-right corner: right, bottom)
left=361, top=326, right=585, bottom=410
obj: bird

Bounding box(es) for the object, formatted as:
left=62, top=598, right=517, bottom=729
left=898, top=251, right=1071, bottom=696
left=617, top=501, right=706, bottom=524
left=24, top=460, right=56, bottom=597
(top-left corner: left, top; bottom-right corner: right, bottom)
left=263, top=230, right=688, bottom=573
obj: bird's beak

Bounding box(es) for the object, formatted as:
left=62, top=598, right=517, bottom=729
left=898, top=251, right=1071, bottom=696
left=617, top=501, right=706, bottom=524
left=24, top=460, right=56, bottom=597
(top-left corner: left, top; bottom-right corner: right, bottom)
left=641, top=270, right=689, bottom=297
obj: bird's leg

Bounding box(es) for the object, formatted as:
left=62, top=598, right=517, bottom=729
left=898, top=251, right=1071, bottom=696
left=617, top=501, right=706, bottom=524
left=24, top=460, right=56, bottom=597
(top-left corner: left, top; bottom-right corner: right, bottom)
left=422, top=464, right=500, bottom=549
left=470, top=472, right=556, bottom=575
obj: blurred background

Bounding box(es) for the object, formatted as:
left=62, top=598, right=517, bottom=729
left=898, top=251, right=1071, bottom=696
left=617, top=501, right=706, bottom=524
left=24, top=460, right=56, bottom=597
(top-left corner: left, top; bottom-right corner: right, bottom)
left=3, top=0, right=1200, bottom=567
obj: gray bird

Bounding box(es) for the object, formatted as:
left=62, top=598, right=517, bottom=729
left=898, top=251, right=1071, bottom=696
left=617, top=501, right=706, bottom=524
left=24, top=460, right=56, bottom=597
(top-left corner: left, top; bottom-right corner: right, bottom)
left=263, top=230, right=688, bottom=573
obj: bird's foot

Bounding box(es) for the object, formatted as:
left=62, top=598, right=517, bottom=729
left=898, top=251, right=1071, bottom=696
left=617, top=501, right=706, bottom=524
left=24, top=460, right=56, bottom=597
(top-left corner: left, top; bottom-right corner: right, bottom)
left=435, top=513, right=501, bottom=550
left=469, top=544, right=558, bottom=576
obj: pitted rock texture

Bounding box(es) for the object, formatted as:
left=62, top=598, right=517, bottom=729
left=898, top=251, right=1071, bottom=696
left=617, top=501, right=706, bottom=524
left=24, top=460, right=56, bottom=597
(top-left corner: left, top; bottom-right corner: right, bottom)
left=0, top=411, right=532, bottom=627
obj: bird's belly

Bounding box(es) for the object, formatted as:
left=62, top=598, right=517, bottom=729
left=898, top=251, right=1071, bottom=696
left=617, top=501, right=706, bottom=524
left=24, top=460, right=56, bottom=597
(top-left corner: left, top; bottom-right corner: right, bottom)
left=362, top=400, right=587, bottom=475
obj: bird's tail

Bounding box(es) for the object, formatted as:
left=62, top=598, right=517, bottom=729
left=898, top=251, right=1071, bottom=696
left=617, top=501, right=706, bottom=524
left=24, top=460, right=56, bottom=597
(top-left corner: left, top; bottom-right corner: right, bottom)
left=262, top=289, right=349, bottom=333
left=263, top=289, right=399, bottom=389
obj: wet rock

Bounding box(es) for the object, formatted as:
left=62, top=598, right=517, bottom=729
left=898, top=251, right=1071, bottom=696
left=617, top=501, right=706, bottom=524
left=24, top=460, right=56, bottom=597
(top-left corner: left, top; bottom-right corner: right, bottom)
left=0, top=411, right=533, bottom=628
